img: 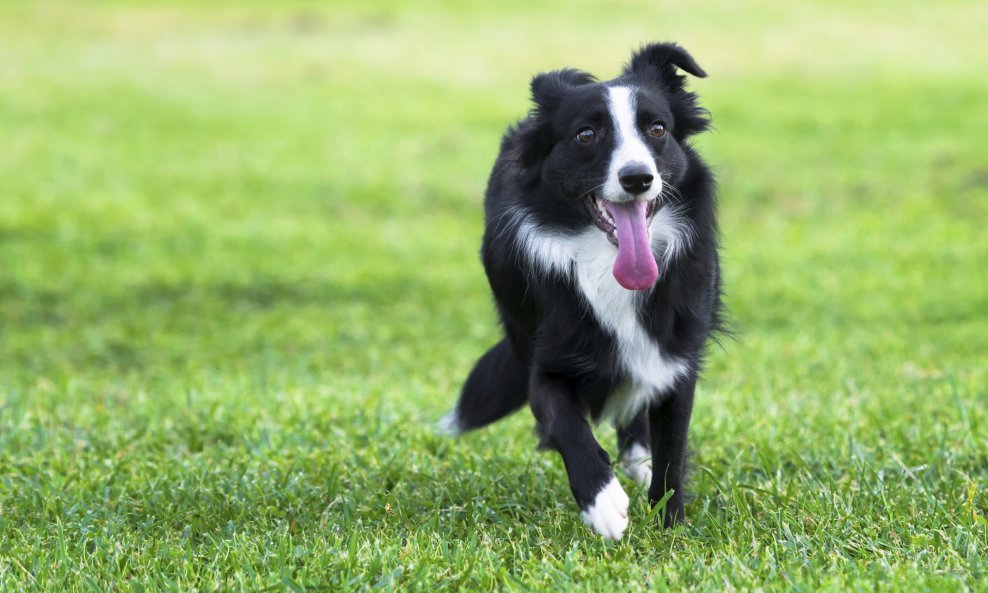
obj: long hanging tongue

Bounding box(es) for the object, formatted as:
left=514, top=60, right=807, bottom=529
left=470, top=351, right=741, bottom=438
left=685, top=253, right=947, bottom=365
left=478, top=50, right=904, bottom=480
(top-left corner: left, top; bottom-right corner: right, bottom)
left=603, top=200, right=658, bottom=290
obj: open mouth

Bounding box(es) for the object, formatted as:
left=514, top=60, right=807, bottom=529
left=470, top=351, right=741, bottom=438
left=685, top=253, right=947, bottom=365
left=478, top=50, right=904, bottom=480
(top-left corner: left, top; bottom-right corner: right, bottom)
left=582, top=191, right=662, bottom=291
left=584, top=192, right=658, bottom=247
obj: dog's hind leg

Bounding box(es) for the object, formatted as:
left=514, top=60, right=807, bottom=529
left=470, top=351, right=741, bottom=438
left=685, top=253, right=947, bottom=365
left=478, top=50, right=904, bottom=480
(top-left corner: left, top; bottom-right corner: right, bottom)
left=616, top=412, right=652, bottom=488
left=439, top=338, right=528, bottom=435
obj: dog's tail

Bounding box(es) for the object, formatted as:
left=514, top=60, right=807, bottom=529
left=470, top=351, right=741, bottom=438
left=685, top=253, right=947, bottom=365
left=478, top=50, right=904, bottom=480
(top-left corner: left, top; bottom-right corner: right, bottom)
left=438, top=338, right=529, bottom=435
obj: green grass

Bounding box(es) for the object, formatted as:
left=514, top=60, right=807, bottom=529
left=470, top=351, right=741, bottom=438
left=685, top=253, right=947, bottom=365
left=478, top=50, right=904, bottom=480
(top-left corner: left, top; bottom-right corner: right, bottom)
left=1, top=0, right=986, bottom=590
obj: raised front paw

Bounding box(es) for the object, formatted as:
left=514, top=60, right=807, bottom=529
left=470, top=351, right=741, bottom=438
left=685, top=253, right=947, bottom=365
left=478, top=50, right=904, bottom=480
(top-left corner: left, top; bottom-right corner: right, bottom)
left=579, top=476, right=630, bottom=540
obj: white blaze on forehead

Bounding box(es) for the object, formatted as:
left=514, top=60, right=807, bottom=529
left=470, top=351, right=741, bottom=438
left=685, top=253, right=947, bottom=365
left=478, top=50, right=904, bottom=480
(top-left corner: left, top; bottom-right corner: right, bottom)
left=603, top=86, right=661, bottom=201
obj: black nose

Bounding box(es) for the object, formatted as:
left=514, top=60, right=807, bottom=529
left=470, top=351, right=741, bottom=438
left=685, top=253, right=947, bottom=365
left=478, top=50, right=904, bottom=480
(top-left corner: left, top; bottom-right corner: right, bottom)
left=618, top=163, right=654, bottom=194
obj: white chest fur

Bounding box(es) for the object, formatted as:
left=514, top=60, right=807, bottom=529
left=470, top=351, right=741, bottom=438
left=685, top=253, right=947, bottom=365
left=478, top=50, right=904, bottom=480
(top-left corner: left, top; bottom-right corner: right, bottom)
left=515, top=208, right=692, bottom=426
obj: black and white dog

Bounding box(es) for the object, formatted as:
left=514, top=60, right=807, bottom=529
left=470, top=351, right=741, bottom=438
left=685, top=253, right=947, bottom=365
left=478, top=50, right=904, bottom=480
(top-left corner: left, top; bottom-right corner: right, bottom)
left=441, top=43, right=722, bottom=540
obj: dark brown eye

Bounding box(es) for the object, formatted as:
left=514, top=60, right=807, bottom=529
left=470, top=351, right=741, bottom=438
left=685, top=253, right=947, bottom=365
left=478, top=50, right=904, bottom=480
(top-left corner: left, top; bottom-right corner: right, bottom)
left=647, top=121, right=667, bottom=138
left=575, top=126, right=597, bottom=143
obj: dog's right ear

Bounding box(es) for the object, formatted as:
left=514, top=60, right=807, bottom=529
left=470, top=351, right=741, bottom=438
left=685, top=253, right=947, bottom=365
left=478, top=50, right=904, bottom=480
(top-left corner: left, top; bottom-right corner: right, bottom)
left=529, top=68, right=595, bottom=111
left=508, top=69, right=595, bottom=186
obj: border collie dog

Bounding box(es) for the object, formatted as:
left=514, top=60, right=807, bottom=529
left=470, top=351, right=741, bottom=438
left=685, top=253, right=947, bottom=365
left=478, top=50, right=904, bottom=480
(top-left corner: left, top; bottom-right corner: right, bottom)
left=441, top=43, right=722, bottom=540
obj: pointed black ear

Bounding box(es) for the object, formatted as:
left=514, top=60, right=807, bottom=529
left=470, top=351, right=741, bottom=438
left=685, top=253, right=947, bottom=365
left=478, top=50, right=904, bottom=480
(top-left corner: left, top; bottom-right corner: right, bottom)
left=504, top=69, right=595, bottom=186
left=530, top=68, right=596, bottom=109
left=626, top=43, right=710, bottom=138
left=507, top=117, right=553, bottom=187
left=625, top=42, right=707, bottom=81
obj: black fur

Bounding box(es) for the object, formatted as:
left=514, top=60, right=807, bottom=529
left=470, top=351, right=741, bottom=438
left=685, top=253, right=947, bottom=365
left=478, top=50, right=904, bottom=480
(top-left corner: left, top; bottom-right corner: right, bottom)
left=449, top=43, right=722, bottom=532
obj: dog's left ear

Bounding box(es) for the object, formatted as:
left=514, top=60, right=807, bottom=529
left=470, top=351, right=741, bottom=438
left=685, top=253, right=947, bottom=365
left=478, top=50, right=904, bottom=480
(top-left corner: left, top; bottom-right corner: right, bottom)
left=625, top=42, right=711, bottom=138
left=625, top=42, right=707, bottom=85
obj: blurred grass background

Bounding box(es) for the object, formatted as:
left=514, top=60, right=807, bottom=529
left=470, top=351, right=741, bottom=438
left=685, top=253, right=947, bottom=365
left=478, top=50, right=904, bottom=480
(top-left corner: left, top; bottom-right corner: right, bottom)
left=0, top=1, right=985, bottom=590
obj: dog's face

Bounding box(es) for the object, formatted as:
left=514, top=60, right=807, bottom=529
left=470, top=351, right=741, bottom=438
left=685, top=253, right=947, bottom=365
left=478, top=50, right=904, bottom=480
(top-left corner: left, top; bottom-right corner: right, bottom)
left=511, top=44, right=709, bottom=289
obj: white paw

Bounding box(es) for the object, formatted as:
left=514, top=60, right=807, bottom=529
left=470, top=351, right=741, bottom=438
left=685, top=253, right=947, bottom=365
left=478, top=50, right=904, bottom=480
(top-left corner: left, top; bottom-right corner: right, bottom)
left=579, top=477, right=630, bottom=540
left=621, top=443, right=652, bottom=487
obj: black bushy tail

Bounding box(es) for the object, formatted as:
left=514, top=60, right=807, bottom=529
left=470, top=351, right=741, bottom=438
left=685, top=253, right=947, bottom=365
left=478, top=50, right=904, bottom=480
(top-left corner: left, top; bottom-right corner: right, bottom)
left=441, top=338, right=529, bottom=434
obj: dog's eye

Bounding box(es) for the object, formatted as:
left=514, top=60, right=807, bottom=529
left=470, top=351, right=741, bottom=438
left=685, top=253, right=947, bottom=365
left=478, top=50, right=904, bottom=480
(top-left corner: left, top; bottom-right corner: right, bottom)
left=647, top=121, right=667, bottom=138
left=575, top=127, right=597, bottom=144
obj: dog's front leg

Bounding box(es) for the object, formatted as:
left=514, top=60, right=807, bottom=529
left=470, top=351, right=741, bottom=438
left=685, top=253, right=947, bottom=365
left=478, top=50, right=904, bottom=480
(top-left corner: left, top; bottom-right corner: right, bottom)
left=648, top=375, right=696, bottom=527
left=529, top=367, right=629, bottom=540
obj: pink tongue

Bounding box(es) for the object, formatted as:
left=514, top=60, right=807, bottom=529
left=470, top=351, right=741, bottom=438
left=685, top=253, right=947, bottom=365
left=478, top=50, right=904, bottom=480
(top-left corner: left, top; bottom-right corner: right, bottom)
left=603, top=200, right=658, bottom=290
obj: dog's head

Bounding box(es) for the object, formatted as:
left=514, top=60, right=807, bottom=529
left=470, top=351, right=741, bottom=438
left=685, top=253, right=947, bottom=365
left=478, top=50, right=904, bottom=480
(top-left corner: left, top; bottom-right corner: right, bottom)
left=509, top=43, right=709, bottom=290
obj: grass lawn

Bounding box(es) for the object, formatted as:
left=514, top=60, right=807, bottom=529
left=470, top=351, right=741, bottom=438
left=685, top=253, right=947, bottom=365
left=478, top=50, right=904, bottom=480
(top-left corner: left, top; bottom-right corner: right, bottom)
left=1, top=0, right=986, bottom=590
